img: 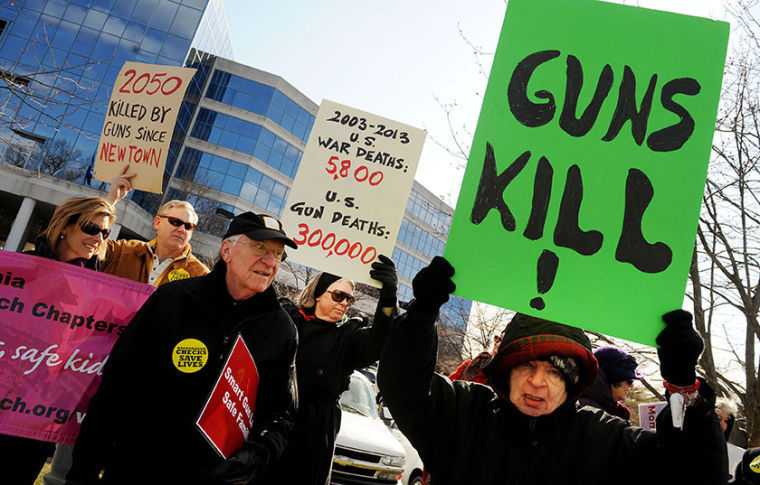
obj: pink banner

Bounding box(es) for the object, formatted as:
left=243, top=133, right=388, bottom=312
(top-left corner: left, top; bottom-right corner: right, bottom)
left=0, top=251, right=154, bottom=444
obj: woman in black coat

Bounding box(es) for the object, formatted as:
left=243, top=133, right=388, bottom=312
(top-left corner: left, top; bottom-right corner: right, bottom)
left=258, top=255, right=398, bottom=485
left=378, top=257, right=727, bottom=485
left=1, top=196, right=116, bottom=485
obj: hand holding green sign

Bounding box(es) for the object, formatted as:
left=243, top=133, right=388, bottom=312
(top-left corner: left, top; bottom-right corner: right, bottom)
left=444, top=0, right=729, bottom=345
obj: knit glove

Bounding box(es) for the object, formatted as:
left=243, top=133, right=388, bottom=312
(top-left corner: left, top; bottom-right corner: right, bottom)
left=410, top=256, right=456, bottom=315
left=210, top=441, right=269, bottom=484
left=656, top=309, right=704, bottom=387
left=370, top=254, right=398, bottom=307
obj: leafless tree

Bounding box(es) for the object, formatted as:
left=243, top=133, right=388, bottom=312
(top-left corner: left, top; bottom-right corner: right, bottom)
left=37, top=137, right=83, bottom=178
left=687, top=0, right=760, bottom=446
left=433, top=300, right=510, bottom=374
left=0, top=1, right=113, bottom=171
left=0, top=4, right=109, bottom=130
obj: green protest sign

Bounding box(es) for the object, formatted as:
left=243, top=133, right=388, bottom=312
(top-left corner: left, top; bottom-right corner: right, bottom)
left=444, top=0, right=729, bottom=345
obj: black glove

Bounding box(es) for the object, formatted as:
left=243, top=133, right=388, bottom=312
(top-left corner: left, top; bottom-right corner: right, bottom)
left=411, top=256, right=455, bottom=314
left=656, top=309, right=704, bottom=387
left=370, top=254, right=398, bottom=307
left=210, top=441, right=268, bottom=484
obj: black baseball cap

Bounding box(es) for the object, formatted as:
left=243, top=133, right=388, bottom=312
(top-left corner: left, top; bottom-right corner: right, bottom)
left=223, top=212, right=297, bottom=249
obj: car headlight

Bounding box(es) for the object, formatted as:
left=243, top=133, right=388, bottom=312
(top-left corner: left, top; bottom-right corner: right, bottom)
left=378, top=471, right=403, bottom=481
left=381, top=454, right=405, bottom=467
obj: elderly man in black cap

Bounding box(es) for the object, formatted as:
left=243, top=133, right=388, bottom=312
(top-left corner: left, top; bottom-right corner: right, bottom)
left=378, top=257, right=727, bottom=485
left=67, top=213, right=299, bottom=485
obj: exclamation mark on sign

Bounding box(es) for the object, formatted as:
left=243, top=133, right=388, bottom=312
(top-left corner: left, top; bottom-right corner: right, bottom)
left=530, top=250, right=559, bottom=310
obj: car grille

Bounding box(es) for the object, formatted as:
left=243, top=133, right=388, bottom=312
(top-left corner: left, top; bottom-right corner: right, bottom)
left=331, top=445, right=401, bottom=485
left=335, top=446, right=382, bottom=464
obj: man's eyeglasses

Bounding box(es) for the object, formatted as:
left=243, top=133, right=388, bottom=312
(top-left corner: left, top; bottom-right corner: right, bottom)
left=328, top=289, right=355, bottom=305
left=158, top=215, right=195, bottom=231
left=237, top=240, right=286, bottom=262
left=80, top=221, right=111, bottom=238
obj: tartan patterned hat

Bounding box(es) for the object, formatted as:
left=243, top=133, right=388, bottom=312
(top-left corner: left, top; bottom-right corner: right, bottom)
left=483, top=313, right=598, bottom=399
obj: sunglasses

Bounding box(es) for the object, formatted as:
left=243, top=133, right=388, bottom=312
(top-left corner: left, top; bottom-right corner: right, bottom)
left=80, top=221, right=111, bottom=238
left=159, top=215, right=195, bottom=230
left=328, top=289, right=355, bottom=305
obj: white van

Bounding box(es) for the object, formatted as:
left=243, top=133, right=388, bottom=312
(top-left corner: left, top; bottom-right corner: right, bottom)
left=331, top=371, right=406, bottom=485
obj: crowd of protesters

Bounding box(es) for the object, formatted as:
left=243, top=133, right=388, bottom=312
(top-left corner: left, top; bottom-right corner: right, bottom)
left=1, top=171, right=748, bottom=485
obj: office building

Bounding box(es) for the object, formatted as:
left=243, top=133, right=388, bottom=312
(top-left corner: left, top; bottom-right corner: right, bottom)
left=0, top=9, right=471, bottom=340
left=0, top=0, right=231, bottom=255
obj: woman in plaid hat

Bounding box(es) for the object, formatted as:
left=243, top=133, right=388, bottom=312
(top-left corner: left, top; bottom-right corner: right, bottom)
left=378, top=257, right=727, bottom=485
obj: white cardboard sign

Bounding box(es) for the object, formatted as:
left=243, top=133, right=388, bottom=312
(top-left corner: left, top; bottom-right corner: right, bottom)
left=281, top=99, right=425, bottom=285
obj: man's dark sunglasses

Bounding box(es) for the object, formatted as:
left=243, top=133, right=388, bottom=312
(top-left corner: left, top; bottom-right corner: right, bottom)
left=159, top=215, right=195, bottom=230
left=328, top=289, right=355, bottom=305
left=80, top=221, right=111, bottom=238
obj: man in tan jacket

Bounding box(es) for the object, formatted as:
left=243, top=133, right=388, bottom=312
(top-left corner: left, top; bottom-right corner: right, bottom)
left=97, top=166, right=209, bottom=286
left=101, top=199, right=209, bottom=286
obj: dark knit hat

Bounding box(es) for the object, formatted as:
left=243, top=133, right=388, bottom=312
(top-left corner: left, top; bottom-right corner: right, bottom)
left=314, top=272, right=342, bottom=299
left=735, top=448, right=760, bottom=484
left=594, top=345, right=642, bottom=384
left=483, top=313, right=598, bottom=400
left=296, top=272, right=349, bottom=310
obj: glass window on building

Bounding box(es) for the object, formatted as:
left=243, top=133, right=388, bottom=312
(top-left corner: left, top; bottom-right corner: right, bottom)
left=406, top=190, right=453, bottom=236
left=0, top=0, right=211, bottom=192
left=176, top=148, right=290, bottom=216
left=392, top=247, right=427, bottom=283
left=398, top=219, right=446, bottom=259
left=190, top=108, right=302, bottom=178
left=205, top=70, right=314, bottom=143
left=397, top=283, right=413, bottom=306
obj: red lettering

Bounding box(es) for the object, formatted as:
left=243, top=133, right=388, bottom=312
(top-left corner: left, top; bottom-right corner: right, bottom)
left=98, top=142, right=110, bottom=162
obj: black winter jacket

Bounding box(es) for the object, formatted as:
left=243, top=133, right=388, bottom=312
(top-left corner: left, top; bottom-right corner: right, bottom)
left=378, top=308, right=728, bottom=485
left=68, top=262, right=298, bottom=485
left=257, top=298, right=394, bottom=485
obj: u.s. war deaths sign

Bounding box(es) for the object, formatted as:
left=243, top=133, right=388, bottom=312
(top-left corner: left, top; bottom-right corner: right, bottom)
left=94, top=61, right=196, bottom=193
left=281, top=99, right=425, bottom=286
left=444, top=0, right=729, bottom=345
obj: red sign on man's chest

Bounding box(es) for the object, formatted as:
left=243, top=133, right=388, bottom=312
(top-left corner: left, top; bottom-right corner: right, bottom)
left=197, top=335, right=259, bottom=458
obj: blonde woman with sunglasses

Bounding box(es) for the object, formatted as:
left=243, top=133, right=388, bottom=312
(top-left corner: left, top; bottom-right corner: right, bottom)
left=257, top=256, right=398, bottom=485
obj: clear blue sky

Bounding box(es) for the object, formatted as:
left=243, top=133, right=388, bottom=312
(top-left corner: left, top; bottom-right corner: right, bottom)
left=221, top=0, right=730, bottom=206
